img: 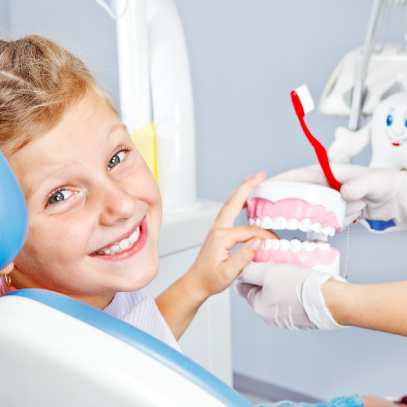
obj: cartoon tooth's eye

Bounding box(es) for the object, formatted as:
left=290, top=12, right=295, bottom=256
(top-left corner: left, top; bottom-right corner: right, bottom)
left=405, top=118, right=407, bottom=128
left=387, top=115, right=393, bottom=126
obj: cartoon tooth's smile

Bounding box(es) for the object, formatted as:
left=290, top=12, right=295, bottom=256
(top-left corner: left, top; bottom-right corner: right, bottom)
left=247, top=181, right=346, bottom=274
left=385, top=130, right=407, bottom=147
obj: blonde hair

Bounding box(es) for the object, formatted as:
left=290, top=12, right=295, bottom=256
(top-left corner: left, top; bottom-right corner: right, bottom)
left=0, top=35, right=112, bottom=155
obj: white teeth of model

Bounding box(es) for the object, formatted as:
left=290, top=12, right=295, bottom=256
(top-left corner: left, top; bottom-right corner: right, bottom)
left=104, top=249, right=111, bottom=255
left=255, top=218, right=261, bottom=226
left=302, top=241, right=316, bottom=251
left=299, top=218, right=312, bottom=232
left=249, top=218, right=255, bottom=225
left=264, top=239, right=272, bottom=250
left=316, top=242, right=331, bottom=251
left=271, top=239, right=280, bottom=251
left=279, top=239, right=290, bottom=251
left=290, top=239, right=302, bottom=253
left=322, top=226, right=335, bottom=237
left=312, top=223, right=322, bottom=233
left=286, top=218, right=299, bottom=230
left=110, top=244, right=119, bottom=253
left=273, top=216, right=287, bottom=230
left=260, top=216, right=273, bottom=229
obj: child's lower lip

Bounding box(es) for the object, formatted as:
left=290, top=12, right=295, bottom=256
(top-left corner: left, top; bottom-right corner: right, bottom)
left=89, top=217, right=148, bottom=262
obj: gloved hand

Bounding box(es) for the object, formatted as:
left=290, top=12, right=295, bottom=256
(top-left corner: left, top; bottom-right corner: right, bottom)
left=235, top=262, right=347, bottom=330
left=272, top=164, right=407, bottom=227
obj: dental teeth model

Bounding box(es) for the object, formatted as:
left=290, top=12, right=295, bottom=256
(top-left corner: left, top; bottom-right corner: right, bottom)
left=247, top=181, right=346, bottom=274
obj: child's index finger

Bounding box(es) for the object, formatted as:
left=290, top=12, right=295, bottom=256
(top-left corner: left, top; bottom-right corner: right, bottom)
left=214, top=172, right=266, bottom=228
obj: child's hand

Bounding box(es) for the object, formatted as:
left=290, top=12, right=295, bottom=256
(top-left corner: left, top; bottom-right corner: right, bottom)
left=185, top=173, right=278, bottom=302
left=155, top=173, right=277, bottom=339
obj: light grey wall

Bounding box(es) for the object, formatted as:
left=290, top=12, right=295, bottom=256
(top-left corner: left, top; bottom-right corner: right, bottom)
left=3, top=0, right=119, bottom=104
left=0, top=0, right=10, bottom=33
left=1, top=0, right=407, bottom=400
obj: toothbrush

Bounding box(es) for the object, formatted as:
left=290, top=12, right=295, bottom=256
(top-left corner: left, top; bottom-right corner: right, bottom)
left=291, top=85, right=341, bottom=192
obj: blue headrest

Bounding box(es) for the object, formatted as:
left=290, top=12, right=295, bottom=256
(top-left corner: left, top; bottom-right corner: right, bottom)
left=0, top=150, right=28, bottom=269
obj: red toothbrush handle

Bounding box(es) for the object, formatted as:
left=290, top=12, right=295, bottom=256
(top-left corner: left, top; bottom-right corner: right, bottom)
left=291, top=91, right=341, bottom=192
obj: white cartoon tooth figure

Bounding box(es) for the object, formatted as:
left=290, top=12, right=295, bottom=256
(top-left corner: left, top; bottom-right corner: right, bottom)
left=328, top=92, right=407, bottom=170
left=327, top=92, right=407, bottom=233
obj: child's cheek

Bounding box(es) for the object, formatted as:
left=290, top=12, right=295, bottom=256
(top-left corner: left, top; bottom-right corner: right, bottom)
left=128, top=164, right=162, bottom=236
left=49, top=215, right=92, bottom=260
left=29, top=213, right=92, bottom=271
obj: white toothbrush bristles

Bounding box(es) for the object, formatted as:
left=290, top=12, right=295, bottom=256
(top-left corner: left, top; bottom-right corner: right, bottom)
left=295, top=84, right=315, bottom=115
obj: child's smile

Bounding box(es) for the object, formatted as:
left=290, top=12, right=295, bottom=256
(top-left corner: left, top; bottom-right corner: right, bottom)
left=7, top=95, right=162, bottom=308
left=89, top=216, right=147, bottom=260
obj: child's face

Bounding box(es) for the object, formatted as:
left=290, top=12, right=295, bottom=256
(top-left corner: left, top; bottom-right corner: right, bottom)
left=9, top=96, right=162, bottom=302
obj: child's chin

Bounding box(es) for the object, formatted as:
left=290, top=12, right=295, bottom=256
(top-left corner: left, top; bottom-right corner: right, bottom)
left=118, top=274, right=157, bottom=293
left=121, top=262, right=159, bottom=292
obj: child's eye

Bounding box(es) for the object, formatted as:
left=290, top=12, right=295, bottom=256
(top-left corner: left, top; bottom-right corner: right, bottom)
left=48, top=189, right=73, bottom=205
left=108, top=151, right=126, bottom=170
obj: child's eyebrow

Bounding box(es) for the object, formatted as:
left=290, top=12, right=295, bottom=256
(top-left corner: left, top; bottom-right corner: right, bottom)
left=106, top=123, right=128, bottom=140
left=25, top=162, right=79, bottom=201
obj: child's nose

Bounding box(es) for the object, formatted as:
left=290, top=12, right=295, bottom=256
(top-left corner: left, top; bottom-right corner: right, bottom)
left=98, top=181, right=136, bottom=226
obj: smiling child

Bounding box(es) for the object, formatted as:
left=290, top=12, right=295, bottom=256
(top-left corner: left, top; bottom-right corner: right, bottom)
left=0, top=35, right=275, bottom=348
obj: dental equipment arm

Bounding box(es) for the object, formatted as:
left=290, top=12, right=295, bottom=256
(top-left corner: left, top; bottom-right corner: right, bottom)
left=155, top=173, right=277, bottom=340
left=273, top=164, right=407, bottom=229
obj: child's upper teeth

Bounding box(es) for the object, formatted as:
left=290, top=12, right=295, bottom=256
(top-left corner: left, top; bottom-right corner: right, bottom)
left=119, top=239, right=130, bottom=250
left=94, top=226, right=140, bottom=255
left=129, top=229, right=140, bottom=244
left=110, top=244, right=120, bottom=253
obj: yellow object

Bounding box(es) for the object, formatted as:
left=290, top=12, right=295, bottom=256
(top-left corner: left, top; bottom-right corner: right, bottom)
left=130, top=121, right=157, bottom=180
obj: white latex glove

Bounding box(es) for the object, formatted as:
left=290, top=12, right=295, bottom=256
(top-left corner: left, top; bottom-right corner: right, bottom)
left=235, top=262, right=346, bottom=330
left=272, top=164, right=407, bottom=227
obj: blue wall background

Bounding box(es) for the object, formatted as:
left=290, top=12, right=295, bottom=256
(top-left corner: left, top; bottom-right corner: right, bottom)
left=2, top=0, right=407, bottom=400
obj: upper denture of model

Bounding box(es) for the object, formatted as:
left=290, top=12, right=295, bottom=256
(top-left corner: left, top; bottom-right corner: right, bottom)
left=247, top=197, right=342, bottom=235
left=247, top=197, right=340, bottom=269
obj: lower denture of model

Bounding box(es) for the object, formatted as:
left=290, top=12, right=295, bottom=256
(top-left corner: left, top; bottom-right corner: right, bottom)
left=253, top=238, right=339, bottom=272
left=247, top=192, right=344, bottom=274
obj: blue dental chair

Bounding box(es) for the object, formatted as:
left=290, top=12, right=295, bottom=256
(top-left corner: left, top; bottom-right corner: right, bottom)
left=0, top=151, right=253, bottom=407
